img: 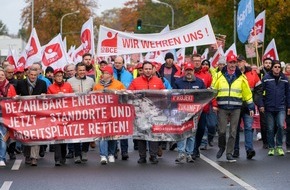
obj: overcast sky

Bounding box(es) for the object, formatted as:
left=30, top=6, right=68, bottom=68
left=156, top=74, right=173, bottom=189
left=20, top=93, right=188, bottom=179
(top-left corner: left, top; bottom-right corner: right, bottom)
left=0, top=0, right=127, bottom=35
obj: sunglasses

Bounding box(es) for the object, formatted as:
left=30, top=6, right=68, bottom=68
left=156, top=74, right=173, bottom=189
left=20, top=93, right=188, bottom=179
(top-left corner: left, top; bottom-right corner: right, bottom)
left=273, top=66, right=281, bottom=68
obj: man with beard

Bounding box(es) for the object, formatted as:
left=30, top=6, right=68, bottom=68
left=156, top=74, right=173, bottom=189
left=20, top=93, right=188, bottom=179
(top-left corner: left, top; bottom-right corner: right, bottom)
left=258, top=58, right=272, bottom=149
left=82, top=53, right=96, bottom=81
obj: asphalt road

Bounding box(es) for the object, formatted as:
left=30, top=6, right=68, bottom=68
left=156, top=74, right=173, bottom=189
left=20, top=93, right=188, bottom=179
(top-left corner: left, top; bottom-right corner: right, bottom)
left=1, top=136, right=290, bottom=190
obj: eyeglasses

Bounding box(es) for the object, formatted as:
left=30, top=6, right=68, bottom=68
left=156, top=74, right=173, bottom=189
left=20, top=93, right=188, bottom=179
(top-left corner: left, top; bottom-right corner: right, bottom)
left=273, top=66, right=281, bottom=68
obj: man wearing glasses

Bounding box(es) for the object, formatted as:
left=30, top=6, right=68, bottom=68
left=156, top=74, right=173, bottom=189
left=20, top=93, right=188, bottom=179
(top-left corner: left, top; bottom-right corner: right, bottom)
left=258, top=60, right=290, bottom=156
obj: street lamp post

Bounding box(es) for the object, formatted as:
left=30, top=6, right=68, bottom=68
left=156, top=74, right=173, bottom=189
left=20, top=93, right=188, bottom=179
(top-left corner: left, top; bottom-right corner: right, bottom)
left=60, top=10, right=80, bottom=37
left=31, top=0, right=34, bottom=29
left=152, top=0, right=174, bottom=29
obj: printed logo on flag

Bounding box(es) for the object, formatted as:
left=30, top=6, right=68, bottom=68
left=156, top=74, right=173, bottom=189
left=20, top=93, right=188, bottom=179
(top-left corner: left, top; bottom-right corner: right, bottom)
left=17, top=56, right=26, bottom=68
left=81, top=29, right=92, bottom=54
left=101, top=31, right=118, bottom=54
left=42, top=43, right=63, bottom=66
left=263, top=49, right=276, bottom=60
left=250, top=19, right=263, bottom=36
left=27, top=37, right=38, bottom=58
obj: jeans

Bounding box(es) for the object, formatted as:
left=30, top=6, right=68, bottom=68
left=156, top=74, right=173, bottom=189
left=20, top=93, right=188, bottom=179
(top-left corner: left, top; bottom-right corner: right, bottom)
left=177, top=136, right=194, bottom=155
left=217, top=108, right=241, bottom=154
left=234, top=113, right=254, bottom=151
left=193, top=112, right=207, bottom=155
left=0, top=125, right=7, bottom=161
left=99, top=140, right=117, bottom=157
left=286, top=114, right=290, bottom=149
left=266, top=111, right=285, bottom=149
left=120, top=139, right=128, bottom=155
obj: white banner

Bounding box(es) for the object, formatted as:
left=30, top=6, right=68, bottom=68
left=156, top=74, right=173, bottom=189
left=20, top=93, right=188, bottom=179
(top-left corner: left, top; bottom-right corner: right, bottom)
left=97, top=15, right=216, bottom=56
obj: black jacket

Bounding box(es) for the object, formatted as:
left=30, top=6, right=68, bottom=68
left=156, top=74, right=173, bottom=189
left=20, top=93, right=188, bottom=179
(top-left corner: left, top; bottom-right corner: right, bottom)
left=17, top=79, right=47, bottom=96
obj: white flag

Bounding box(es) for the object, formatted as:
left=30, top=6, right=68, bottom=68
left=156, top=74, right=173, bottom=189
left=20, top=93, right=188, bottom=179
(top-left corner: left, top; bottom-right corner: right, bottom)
left=201, top=48, right=209, bottom=61
left=41, top=34, right=70, bottom=69
left=176, top=48, right=185, bottom=66
left=81, top=17, right=95, bottom=56
left=6, top=47, right=17, bottom=67
left=248, top=10, right=266, bottom=43
left=225, top=43, right=237, bottom=57
left=25, top=28, right=42, bottom=68
left=263, top=39, right=279, bottom=61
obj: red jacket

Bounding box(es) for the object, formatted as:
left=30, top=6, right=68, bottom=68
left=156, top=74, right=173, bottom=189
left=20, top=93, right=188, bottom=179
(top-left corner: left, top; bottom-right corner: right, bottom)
left=128, top=75, right=165, bottom=90
left=194, top=67, right=212, bottom=88
left=195, top=67, right=213, bottom=112
left=47, top=82, right=74, bottom=94
left=0, top=80, right=16, bottom=98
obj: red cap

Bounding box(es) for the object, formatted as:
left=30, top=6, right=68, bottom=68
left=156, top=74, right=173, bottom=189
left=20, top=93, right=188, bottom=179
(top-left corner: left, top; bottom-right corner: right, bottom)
left=152, top=62, right=161, bottom=71
left=184, top=63, right=194, bottom=70
left=226, top=51, right=237, bottom=63
left=14, top=67, right=24, bottom=74
left=53, top=68, right=64, bottom=75
left=101, top=65, right=113, bottom=75
left=135, top=63, right=143, bottom=69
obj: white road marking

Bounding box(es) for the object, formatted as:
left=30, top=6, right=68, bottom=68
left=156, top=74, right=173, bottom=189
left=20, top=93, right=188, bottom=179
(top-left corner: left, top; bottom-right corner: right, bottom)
left=0, top=181, right=12, bottom=190
left=200, top=154, right=257, bottom=190
left=11, top=159, right=22, bottom=170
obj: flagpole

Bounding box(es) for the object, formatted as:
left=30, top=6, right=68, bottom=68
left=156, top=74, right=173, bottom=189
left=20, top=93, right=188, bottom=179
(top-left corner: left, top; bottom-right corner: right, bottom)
left=254, top=29, right=260, bottom=67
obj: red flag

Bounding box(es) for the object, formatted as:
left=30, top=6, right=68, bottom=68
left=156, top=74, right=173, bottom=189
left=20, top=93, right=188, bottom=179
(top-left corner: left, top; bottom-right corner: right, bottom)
left=192, top=46, right=197, bottom=54
left=263, top=39, right=279, bottom=61
left=81, top=17, right=95, bottom=56
left=248, top=10, right=266, bottom=43
left=201, top=48, right=209, bottom=61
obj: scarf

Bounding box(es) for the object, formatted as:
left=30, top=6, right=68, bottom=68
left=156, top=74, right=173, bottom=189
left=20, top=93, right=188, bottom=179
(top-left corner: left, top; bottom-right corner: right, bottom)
left=100, top=79, right=113, bottom=88
left=0, top=80, right=9, bottom=97
left=27, top=78, right=37, bottom=95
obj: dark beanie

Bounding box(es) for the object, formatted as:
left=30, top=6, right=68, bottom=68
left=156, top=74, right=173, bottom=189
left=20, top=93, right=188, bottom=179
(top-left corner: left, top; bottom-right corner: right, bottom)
left=164, top=52, right=174, bottom=60
left=271, top=60, right=281, bottom=69
left=45, top=66, right=54, bottom=73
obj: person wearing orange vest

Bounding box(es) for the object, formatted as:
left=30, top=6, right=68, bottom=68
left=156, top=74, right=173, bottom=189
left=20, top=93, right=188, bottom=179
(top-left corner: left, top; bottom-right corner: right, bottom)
left=94, top=65, right=126, bottom=165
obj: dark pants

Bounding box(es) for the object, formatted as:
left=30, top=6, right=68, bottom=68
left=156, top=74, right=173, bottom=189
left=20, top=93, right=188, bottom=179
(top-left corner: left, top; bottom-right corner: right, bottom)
left=259, top=110, right=268, bottom=146
left=7, top=142, right=16, bottom=155
left=54, top=144, right=67, bottom=162
left=193, top=112, right=207, bottom=154
left=285, top=114, right=290, bottom=149
left=67, top=143, right=74, bottom=153
left=138, top=140, right=158, bottom=158
left=120, top=139, right=128, bottom=155
left=74, top=142, right=89, bottom=157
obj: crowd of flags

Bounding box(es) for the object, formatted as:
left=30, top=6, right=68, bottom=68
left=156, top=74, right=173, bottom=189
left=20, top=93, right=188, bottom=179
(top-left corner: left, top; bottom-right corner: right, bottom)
left=6, top=4, right=280, bottom=70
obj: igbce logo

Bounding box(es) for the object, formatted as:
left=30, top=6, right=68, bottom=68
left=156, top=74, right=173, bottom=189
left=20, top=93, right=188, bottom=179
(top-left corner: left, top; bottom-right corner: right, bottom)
left=27, top=37, right=38, bottom=58
left=101, top=31, right=118, bottom=53
left=81, top=29, right=91, bottom=53
left=17, top=56, right=26, bottom=68
left=42, top=43, right=62, bottom=66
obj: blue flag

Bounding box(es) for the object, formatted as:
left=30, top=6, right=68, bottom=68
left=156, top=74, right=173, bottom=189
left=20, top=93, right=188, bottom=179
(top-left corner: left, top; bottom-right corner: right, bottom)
left=237, top=0, right=255, bottom=43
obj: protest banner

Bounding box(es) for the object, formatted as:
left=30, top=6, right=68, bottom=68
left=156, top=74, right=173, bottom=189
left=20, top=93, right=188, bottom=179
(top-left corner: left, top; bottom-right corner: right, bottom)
left=97, top=15, right=216, bottom=56
left=1, top=89, right=216, bottom=144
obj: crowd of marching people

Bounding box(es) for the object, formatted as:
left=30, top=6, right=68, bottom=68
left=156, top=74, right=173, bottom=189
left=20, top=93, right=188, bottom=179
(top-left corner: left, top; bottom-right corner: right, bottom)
left=1, top=51, right=290, bottom=167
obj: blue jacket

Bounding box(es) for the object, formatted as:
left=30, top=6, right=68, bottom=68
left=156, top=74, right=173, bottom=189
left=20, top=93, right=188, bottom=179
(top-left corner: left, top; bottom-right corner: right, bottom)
left=113, top=67, right=133, bottom=89
left=259, top=71, right=290, bottom=112
left=174, top=76, right=206, bottom=90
